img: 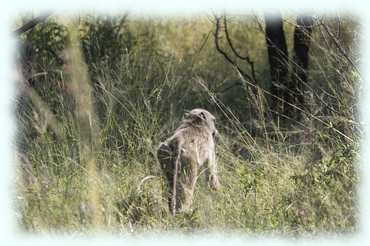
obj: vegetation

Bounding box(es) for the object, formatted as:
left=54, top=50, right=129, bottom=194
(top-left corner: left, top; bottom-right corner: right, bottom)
left=14, top=13, right=360, bottom=235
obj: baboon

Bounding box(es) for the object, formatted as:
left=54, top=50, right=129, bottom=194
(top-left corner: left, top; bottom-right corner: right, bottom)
left=157, top=108, right=220, bottom=215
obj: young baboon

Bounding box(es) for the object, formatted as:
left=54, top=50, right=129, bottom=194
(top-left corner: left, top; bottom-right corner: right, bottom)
left=157, top=108, right=220, bottom=215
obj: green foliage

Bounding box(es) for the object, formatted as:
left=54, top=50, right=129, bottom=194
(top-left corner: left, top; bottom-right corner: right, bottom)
left=80, top=15, right=136, bottom=68
left=15, top=14, right=359, bottom=235
left=21, top=19, right=68, bottom=66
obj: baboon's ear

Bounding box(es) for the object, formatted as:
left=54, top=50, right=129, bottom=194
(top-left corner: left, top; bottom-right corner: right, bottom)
left=183, top=111, right=191, bottom=119
left=199, top=111, right=206, bottom=120
left=212, top=129, right=220, bottom=143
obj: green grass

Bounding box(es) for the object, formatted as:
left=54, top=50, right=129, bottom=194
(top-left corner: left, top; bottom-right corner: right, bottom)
left=15, top=15, right=359, bottom=235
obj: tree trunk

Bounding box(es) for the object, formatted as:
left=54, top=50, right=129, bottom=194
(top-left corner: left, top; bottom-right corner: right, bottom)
left=290, top=15, right=313, bottom=122
left=264, top=13, right=289, bottom=127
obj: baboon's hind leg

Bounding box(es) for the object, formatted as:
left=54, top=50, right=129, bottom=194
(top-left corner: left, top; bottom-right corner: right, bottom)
left=177, top=158, right=199, bottom=213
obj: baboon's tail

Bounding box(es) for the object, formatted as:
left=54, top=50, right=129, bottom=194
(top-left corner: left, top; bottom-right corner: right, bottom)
left=171, top=145, right=181, bottom=216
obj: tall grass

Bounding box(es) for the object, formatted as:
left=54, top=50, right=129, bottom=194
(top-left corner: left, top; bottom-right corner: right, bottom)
left=14, top=14, right=359, bottom=235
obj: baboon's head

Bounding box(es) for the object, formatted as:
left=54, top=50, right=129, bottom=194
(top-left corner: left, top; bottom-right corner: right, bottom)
left=184, top=108, right=218, bottom=137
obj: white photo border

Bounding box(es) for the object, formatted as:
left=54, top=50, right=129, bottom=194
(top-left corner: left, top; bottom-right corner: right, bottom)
left=1, top=1, right=369, bottom=245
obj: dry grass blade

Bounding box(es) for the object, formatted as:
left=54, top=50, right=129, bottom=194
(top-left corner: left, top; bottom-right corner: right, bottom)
left=62, top=16, right=103, bottom=230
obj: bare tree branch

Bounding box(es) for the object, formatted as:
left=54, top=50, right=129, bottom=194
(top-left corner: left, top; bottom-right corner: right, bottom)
left=213, top=15, right=255, bottom=83
left=12, top=12, right=52, bottom=37
left=223, top=15, right=257, bottom=83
